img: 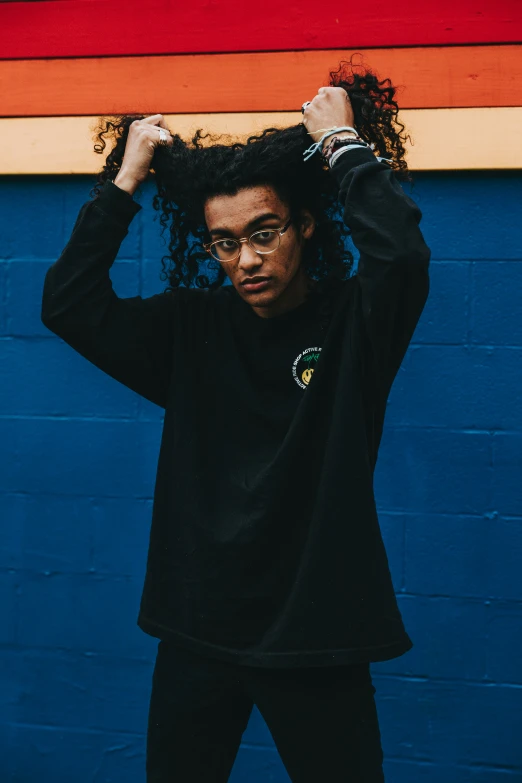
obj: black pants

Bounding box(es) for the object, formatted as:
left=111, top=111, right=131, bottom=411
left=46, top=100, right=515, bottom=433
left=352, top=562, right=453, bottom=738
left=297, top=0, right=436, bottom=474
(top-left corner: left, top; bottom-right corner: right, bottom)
left=146, top=640, right=385, bottom=782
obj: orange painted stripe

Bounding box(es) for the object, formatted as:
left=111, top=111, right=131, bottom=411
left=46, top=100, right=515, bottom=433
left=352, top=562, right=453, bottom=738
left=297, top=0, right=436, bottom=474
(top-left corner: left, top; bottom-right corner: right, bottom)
left=2, top=45, right=522, bottom=118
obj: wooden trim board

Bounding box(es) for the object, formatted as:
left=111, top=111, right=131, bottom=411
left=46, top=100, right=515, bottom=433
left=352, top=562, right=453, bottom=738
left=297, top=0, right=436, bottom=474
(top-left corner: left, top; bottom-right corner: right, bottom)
left=2, top=46, right=522, bottom=117
left=1, top=0, right=521, bottom=58
left=1, top=108, right=521, bottom=173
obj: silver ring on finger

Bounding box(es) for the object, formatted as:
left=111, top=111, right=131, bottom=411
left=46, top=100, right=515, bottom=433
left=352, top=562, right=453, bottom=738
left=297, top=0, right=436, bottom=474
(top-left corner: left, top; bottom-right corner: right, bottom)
left=301, top=101, right=312, bottom=114
left=158, top=127, right=169, bottom=146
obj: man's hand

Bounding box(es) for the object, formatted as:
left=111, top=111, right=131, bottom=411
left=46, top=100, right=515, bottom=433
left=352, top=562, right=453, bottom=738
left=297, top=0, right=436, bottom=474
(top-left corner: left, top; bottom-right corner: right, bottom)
left=114, top=114, right=174, bottom=194
left=301, top=87, right=356, bottom=150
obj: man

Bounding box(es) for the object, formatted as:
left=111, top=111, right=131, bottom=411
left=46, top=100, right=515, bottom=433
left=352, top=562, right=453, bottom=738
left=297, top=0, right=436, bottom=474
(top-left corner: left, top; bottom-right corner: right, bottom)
left=41, top=86, right=430, bottom=781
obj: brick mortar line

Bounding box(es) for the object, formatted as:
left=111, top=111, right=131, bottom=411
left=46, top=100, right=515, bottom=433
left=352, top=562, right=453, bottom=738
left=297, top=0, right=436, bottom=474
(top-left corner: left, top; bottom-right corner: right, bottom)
left=3, top=337, right=522, bottom=348
left=0, top=415, right=517, bottom=432
left=2, top=567, right=521, bottom=604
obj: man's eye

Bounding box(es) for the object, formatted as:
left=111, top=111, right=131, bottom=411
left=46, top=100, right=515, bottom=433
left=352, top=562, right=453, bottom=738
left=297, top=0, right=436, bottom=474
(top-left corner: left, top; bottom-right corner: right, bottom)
left=254, top=231, right=276, bottom=244
left=218, top=240, right=237, bottom=249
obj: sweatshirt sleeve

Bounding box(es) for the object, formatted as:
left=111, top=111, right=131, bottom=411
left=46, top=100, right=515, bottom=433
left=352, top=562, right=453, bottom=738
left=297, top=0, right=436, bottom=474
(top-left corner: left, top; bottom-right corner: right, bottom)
left=41, top=179, right=179, bottom=409
left=330, top=147, right=431, bottom=394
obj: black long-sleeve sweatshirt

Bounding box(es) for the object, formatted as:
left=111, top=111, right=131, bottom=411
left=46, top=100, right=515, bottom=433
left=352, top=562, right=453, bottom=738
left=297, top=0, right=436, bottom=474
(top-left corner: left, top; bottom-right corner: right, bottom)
left=41, top=146, right=430, bottom=668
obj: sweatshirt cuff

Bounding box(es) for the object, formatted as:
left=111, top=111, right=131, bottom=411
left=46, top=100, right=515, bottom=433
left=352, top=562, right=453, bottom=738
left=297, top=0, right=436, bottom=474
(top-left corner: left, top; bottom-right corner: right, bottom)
left=93, top=178, right=143, bottom=227
left=329, top=146, right=381, bottom=187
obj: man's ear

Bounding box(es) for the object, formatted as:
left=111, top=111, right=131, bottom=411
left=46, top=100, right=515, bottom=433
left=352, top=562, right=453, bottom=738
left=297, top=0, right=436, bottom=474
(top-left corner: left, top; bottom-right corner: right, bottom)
left=299, top=210, right=315, bottom=240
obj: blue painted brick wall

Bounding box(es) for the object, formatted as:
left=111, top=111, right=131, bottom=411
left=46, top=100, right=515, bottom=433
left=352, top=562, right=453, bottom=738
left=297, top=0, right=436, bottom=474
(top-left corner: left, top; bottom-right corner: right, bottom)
left=1, top=171, right=521, bottom=782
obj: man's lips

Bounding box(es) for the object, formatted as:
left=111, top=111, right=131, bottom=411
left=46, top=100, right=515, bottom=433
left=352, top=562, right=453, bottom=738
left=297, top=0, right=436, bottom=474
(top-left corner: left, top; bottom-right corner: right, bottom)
left=241, top=277, right=271, bottom=292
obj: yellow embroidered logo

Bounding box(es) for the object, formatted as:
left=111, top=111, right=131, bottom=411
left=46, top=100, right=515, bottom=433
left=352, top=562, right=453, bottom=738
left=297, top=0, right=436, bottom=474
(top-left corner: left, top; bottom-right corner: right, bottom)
left=292, top=347, right=322, bottom=389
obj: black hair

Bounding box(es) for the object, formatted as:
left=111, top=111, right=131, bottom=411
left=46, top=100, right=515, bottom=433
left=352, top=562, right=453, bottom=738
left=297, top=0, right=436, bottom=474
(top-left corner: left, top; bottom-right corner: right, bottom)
left=91, top=56, right=410, bottom=297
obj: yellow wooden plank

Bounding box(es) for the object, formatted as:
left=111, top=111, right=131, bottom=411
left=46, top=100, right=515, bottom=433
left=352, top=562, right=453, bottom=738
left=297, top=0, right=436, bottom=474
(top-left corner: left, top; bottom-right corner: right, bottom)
left=1, top=108, right=521, bottom=173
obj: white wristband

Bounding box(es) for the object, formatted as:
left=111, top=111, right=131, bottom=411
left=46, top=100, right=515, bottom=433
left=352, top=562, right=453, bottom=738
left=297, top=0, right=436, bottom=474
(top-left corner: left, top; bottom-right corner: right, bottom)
left=328, top=145, right=364, bottom=168
left=329, top=146, right=393, bottom=168
left=303, top=126, right=360, bottom=161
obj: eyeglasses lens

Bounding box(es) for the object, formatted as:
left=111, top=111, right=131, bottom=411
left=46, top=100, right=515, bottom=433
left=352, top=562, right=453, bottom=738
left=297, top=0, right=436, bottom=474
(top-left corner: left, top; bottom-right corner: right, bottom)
left=210, top=230, right=280, bottom=261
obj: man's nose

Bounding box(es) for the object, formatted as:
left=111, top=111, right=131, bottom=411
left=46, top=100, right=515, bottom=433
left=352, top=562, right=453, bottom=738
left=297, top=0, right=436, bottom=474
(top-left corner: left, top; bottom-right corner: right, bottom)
left=237, top=241, right=263, bottom=269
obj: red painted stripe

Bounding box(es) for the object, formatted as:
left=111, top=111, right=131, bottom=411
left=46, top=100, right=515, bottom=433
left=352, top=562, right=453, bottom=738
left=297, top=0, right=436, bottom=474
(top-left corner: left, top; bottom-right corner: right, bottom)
left=1, top=0, right=521, bottom=59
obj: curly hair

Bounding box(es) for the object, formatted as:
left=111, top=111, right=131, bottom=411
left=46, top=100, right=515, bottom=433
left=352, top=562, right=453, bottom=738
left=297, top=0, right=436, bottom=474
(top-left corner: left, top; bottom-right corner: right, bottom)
left=91, top=57, right=410, bottom=294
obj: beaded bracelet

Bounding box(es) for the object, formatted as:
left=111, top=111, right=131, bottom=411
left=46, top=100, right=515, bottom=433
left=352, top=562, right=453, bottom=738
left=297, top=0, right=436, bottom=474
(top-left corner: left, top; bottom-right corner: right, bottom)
left=302, top=126, right=360, bottom=161
left=322, top=136, right=369, bottom=163
left=323, top=134, right=366, bottom=151
left=322, top=134, right=358, bottom=155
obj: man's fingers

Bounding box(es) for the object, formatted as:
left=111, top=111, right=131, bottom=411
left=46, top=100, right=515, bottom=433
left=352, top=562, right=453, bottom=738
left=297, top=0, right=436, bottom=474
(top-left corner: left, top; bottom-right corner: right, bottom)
left=141, top=114, right=164, bottom=125
left=141, top=114, right=172, bottom=138
left=134, top=114, right=173, bottom=144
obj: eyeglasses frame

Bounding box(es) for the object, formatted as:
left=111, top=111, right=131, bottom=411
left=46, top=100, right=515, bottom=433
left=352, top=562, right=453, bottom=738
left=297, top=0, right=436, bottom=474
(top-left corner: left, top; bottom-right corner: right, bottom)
left=203, top=217, right=293, bottom=262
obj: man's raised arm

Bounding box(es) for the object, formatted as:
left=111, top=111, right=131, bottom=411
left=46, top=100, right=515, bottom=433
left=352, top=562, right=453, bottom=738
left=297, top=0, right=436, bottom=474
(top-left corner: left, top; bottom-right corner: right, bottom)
left=331, top=145, right=431, bottom=393
left=41, top=113, right=181, bottom=409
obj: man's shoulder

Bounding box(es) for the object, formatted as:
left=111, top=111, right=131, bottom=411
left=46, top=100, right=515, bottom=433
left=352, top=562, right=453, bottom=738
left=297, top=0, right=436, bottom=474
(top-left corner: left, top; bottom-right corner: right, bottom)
left=313, top=274, right=354, bottom=303
left=168, top=283, right=236, bottom=319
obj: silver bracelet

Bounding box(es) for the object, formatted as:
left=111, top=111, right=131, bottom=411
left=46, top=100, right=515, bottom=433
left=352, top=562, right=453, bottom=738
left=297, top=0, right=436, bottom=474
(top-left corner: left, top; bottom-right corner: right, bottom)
left=329, top=146, right=394, bottom=168
left=329, top=145, right=365, bottom=168
left=303, top=126, right=360, bottom=161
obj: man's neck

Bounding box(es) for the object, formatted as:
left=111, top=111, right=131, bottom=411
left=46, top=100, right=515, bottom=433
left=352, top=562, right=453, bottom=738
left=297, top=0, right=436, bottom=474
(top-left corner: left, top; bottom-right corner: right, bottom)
left=250, top=270, right=314, bottom=319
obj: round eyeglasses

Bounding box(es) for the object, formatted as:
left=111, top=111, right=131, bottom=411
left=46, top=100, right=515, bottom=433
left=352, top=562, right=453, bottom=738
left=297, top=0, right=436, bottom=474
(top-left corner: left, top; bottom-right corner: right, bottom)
left=203, top=217, right=292, bottom=262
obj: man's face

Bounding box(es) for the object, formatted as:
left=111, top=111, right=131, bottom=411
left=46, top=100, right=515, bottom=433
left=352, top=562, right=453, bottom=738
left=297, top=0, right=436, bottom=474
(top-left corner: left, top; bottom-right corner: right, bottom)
left=204, top=185, right=315, bottom=318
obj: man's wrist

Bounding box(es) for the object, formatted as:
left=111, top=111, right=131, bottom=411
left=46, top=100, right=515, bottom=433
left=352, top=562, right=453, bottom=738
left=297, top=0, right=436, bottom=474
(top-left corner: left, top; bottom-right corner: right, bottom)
left=321, top=131, right=358, bottom=152
left=113, top=170, right=140, bottom=197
